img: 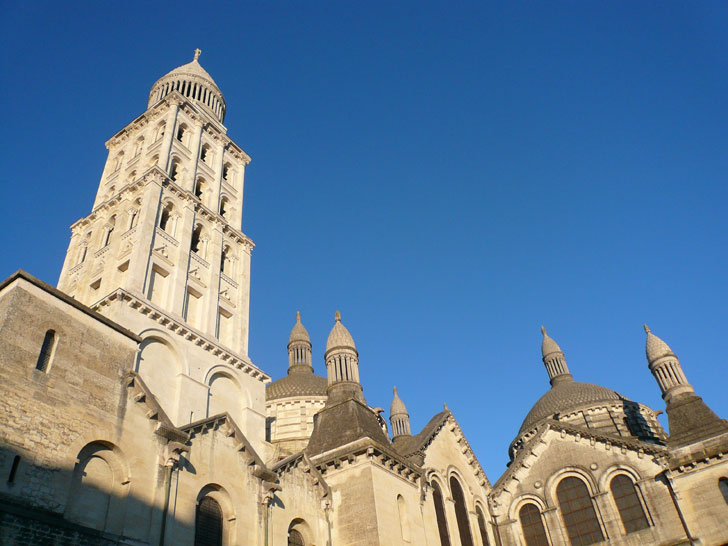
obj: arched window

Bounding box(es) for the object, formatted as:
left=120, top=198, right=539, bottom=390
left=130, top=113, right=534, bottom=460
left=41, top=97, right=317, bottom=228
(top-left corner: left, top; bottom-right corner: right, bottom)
left=220, top=246, right=229, bottom=274
left=170, top=160, right=180, bottom=182
left=476, top=507, right=490, bottom=546
left=194, top=496, right=223, bottom=546
left=112, top=153, right=123, bottom=172
left=35, top=330, right=57, bottom=372
left=432, top=481, right=451, bottom=546
left=222, top=163, right=232, bottom=183
left=398, top=494, right=411, bottom=541
left=159, top=203, right=173, bottom=232
left=219, top=197, right=229, bottom=219
left=176, top=124, right=187, bottom=144
left=450, top=476, right=474, bottom=546
left=519, top=503, right=549, bottom=546
left=154, top=123, right=165, bottom=142
left=610, top=475, right=649, bottom=533
left=556, top=477, right=604, bottom=546
left=103, top=216, right=116, bottom=247
left=134, top=137, right=144, bottom=156
left=288, top=529, right=305, bottom=546
left=200, top=144, right=211, bottom=164
left=720, top=477, right=728, bottom=505
left=191, top=225, right=203, bottom=254
left=195, top=178, right=206, bottom=202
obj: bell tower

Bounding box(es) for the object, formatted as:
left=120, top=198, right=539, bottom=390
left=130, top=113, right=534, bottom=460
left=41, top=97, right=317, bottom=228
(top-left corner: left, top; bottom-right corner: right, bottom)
left=57, top=51, right=269, bottom=439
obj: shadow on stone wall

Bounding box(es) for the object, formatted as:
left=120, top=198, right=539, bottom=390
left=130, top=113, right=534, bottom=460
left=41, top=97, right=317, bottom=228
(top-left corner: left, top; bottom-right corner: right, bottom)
left=0, top=445, right=193, bottom=546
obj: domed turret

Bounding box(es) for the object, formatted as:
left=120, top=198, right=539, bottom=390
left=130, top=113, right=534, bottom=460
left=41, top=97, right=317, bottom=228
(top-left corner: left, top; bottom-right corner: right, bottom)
left=288, top=311, right=313, bottom=372
left=148, top=49, right=226, bottom=123
left=390, top=387, right=411, bottom=439
left=541, top=326, right=572, bottom=385
left=644, top=325, right=693, bottom=402
left=324, top=311, right=363, bottom=403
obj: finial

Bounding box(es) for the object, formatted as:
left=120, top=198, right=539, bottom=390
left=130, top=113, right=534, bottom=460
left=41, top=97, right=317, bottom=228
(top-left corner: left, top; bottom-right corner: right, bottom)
left=335, top=310, right=341, bottom=322
left=541, top=325, right=547, bottom=336
left=193, top=48, right=202, bottom=61
left=444, top=402, right=449, bottom=412
left=296, top=311, right=301, bottom=322
left=393, top=386, right=398, bottom=395
left=644, top=324, right=651, bottom=334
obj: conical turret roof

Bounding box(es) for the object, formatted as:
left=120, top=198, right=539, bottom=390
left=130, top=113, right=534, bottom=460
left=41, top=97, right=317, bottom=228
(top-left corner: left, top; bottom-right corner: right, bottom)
left=390, top=386, right=408, bottom=416
left=326, top=311, right=356, bottom=353
left=288, top=311, right=311, bottom=345
left=644, top=324, right=675, bottom=363
left=541, top=326, right=563, bottom=357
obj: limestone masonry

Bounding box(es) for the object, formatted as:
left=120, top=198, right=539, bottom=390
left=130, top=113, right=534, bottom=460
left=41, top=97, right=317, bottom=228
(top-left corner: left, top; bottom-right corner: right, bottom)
left=1, top=51, right=727, bottom=546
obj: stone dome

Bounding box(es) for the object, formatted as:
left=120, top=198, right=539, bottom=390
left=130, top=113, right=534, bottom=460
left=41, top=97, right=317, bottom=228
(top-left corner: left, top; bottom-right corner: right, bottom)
left=266, top=373, right=328, bottom=401
left=644, top=325, right=674, bottom=363
left=325, top=311, right=356, bottom=354
left=148, top=49, right=226, bottom=123
left=289, top=311, right=311, bottom=345
left=519, top=380, right=627, bottom=433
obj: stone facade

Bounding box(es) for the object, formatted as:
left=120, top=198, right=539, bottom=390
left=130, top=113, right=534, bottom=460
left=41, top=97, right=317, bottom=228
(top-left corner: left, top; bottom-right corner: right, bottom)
left=1, top=51, right=728, bottom=546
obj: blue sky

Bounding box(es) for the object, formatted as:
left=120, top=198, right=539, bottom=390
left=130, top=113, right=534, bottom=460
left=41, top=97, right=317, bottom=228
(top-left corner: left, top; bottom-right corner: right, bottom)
left=2, top=2, right=727, bottom=479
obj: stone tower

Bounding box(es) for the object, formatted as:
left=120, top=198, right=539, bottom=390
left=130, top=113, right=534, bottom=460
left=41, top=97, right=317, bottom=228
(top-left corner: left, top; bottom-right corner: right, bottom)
left=56, top=51, right=268, bottom=443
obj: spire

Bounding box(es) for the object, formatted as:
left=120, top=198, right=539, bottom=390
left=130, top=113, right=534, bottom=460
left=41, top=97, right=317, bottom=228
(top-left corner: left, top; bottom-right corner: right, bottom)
left=390, top=386, right=411, bottom=439
left=541, top=327, right=572, bottom=386
left=644, top=325, right=693, bottom=402
left=324, top=311, right=363, bottom=403
left=287, top=311, right=312, bottom=373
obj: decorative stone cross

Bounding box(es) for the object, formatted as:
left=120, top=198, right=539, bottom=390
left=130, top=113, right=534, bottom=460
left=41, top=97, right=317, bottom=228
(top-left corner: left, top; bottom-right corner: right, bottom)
left=194, top=48, right=201, bottom=61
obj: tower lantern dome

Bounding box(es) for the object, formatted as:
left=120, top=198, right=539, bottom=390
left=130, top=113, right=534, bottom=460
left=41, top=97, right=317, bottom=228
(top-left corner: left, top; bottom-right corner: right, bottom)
left=324, top=311, right=364, bottom=403
left=148, top=49, right=227, bottom=123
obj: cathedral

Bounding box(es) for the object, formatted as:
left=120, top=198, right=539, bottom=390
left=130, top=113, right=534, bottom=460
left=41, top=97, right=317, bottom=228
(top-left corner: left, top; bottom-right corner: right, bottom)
left=1, top=51, right=727, bottom=546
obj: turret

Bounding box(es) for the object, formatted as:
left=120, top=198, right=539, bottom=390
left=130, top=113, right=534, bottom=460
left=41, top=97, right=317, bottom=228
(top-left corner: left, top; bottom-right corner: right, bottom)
left=644, top=325, right=694, bottom=403
left=390, top=387, right=411, bottom=439
left=324, top=311, right=364, bottom=404
left=541, top=326, right=573, bottom=386
left=288, top=311, right=313, bottom=373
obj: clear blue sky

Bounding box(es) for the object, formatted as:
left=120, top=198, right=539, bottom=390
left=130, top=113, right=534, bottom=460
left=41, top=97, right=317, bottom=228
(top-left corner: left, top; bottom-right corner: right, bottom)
left=2, top=2, right=727, bottom=479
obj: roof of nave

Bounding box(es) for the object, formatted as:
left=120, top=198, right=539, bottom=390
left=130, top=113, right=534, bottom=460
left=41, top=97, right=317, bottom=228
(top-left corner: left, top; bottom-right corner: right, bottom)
left=519, top=380, right=627, bottom=434
left=266, top=372, right=328, bottom=401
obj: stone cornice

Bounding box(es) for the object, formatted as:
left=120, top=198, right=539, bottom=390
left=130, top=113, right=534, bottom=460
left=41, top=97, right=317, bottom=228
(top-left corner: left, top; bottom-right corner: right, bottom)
left=310, top=437, right=423, bottom=485
left=105, top=92, right=250, bottom=165
left=182, top=413, right=276, bottom=482
left=273, top=453, right=332, bottom=503
left=125, top=371, right=189, bottom=444
left=92, top=288, right=270, bottom=383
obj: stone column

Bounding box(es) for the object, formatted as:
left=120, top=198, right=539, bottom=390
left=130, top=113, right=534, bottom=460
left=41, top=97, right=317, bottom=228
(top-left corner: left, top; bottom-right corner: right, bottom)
left=202, top=220, right=224, bottom=337
left=126, top=175, right=164, bottom=296
left=592, top=491, right=618, bottom=541
left=235, top=240, right=252, bottom=357
left=168, top=198, right=196, bottom=317
left=157, top=102, right=179, bottom=172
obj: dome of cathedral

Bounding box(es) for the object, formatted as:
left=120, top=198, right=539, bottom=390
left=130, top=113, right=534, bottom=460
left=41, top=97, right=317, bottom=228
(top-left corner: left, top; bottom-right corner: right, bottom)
left=644, top=325, right=674, bottom=363
left=266, top=372, right=328, bottom=401
left=519, top=380, right=627, bottom=433
left=289, top=311, right=311, bottom=345
left=148, top=49, right=226, bottom=123
left=325, top=311, right=356, bottom=353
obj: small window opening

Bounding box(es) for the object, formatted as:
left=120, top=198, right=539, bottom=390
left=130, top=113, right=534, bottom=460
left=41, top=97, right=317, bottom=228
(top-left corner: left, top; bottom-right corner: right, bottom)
left=35, top=330, right=57, bottom=372
left=219, top=198, right=228, bottom=219
left=200, top=145, right=209, bottom=163
left=222, top=163, right=231, bottom=181
left=7, top=455, right=20, bottom=484
left=170, top=161, right=180, bottom=182
left=195, top=179, right=205, bottom=201
left=191, top=225, right=202, bottom=254
left=159, top=205, right=172, bottom=231
left=718, top=477, right=728, bottom=506
left=176, top=125, right=186, bottom=143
